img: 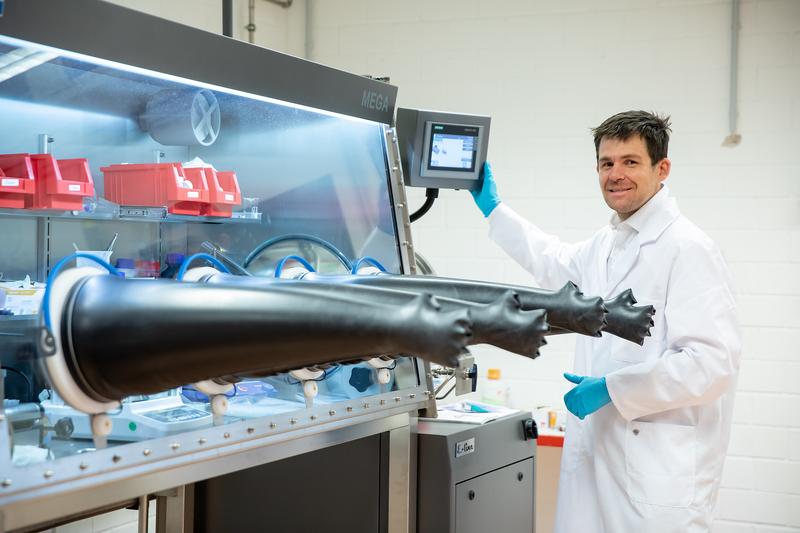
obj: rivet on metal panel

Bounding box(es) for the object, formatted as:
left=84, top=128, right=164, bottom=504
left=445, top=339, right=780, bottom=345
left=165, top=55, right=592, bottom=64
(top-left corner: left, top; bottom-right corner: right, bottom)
left=310, top=414, right=317, bottom=420
left=270, top=422, right=277, bottom=429
left=247, top=427, right=255, bottom=434
left=290, top=418, right=298, bottom=425
left=408, top=393, right=416, bottom=399
left=79, top=462, right=88, bottom=470
left=1, top=479, right=11, bottom=487
left=396, top=203, right=404, bottom=208
left=329, top=410, right=336, bottom=416
left=346, top=406, right=353, bottom=412
left=170, top=442, right=180, bottom=451
left=392, top=136, right=398, bottom=143
left=363, top=403, right=370, bottom=409
left=380, top=399, right=386, bottom=405
left=394, top=397, right=401, bottom=402
left=143, top=449, right=152, bottom=456
left=223, top=432, right=231, bottom=439
left=112, top=455, right=122, bottom=463
left=392, top=165, right=399, bottom=171
left=43, top=470, right=54, bottom=479
left=198, top=438, right=207, bottom=445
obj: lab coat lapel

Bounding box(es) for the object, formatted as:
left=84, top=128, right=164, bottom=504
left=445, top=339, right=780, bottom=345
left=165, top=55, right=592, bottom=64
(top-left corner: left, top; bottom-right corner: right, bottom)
left=605, top=234, right=641, bottom=298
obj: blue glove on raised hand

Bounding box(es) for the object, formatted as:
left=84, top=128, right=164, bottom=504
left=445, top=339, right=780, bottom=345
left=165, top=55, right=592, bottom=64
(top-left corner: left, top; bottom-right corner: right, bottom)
left=563, top=373, right=611, bottom=420
left=470, top=162, right=501, bottom=217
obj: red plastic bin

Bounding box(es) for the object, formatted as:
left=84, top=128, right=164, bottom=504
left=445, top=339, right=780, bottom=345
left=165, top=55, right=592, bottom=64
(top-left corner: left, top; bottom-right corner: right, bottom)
left=0, top=154, right=37, bottom=209
left=202, top=169, right=241, bottom=217
left=0, top=153, right=94, bottom=211
left=30, top=155, right=95, bottom=210
left=101, top=163, right=210, bottom=216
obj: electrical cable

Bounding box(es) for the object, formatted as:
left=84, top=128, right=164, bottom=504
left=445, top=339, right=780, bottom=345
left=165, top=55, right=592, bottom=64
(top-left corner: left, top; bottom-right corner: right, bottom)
left=243, top=233, right=352, bottom=271
left=409, top=188, right=439, bottom=223
left=42, top=253, right=120, bottom=332
left=274, top=255, right=316, bottom=278
left=175, top=253, right=230, bottom=281
left=351, top=256, right=387, bottom=274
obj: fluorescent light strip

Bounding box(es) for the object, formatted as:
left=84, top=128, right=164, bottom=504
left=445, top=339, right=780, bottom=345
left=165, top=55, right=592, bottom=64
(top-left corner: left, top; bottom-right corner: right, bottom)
left=0, top=34, right=381, bottom=125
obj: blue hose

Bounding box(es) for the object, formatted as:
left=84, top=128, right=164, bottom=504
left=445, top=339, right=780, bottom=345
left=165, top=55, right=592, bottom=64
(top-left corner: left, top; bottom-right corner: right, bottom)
left=351, top=256, right=387, bottom=274
left=176, top=253, right=230, bottom=280
left=274, top=255, right=317, bottom=278
left=42, top=253, right=120, bottom=331
left=244, top=233, right=352, bottom=271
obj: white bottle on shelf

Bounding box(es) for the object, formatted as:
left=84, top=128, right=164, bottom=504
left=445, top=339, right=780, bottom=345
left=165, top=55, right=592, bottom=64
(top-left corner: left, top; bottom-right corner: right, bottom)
left=481, top=368, right=510, bottom=406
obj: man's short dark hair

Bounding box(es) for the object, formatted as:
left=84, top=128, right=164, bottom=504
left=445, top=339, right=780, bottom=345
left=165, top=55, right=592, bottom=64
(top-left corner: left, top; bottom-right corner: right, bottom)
left=592, top=111, right=672, bottom=165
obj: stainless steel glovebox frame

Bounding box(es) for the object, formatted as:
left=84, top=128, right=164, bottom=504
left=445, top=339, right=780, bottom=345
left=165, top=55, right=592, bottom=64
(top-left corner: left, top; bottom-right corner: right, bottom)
left=0, top=1, right=431, bottom=531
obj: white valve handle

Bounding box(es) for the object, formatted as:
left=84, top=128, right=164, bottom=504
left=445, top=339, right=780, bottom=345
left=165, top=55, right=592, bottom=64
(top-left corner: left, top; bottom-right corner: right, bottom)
left=211, top=394, right=229, bottom=416
left=303, top=380, right=319, bottom=400
left=91, top=413, right=113, bottom=437
left=377, top=368, right=391, bottom=385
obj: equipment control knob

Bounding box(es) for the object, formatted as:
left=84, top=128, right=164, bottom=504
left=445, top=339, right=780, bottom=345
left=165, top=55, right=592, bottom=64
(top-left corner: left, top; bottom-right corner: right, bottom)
left=522, top=418, right=538, bottom=441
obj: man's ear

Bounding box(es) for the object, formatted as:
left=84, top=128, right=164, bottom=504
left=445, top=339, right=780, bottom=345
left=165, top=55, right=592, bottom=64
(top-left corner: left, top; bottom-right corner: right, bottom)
left=657, top=158, right=671, bottom=182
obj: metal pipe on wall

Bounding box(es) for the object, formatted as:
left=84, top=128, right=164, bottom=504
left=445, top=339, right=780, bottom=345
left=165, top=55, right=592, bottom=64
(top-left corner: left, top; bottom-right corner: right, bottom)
left=246, top=0, right=294, bottom=45
left=248, top=0, right=256, bottom=43
left=723, top=0, right=742, bottom=146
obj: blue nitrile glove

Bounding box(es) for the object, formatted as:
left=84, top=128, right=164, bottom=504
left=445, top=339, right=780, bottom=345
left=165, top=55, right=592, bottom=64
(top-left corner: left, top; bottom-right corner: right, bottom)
left=470, top=162, right=501, bottom=217
left=563, top=373, right=611, bottom=420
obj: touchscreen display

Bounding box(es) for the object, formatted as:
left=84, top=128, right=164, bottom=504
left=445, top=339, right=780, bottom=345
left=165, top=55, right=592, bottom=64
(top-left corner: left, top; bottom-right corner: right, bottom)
left=427, top=123, right=479, bottom=172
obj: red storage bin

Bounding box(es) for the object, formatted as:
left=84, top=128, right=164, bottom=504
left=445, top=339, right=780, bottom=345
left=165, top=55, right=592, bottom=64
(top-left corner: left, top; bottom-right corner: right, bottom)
left=202, top=169, right=241, bottom=217
left=30, top=154, right=95, bottom=210
left=101, top=163, right=210, bottom=216
left=0, top=154, right=37, bottom=209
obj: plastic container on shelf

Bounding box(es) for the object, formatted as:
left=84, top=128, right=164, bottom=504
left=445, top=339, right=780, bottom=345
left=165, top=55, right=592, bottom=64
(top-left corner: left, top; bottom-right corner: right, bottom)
left=0, top=154, right=37, bottom=209
left=160, top=253, right=185, bottom=279
left=30, top=155, right=95, bottom=210
left=115, top=258, right=137, bottom=279
left=481, top=368, right=510, bottom=406
left=202, top=169, right=241, bottom=217
left=101, top=162, right=210, bottom=216
left=0, top=153, right=94, bottom=210
left=135, top=259, right=161, bottom=278
left=75, top=251, right=113, bottom=270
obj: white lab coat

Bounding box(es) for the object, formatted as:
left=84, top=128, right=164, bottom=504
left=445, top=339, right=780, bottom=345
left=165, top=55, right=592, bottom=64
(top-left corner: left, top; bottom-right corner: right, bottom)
left=488, top=186, right=741, bottom=533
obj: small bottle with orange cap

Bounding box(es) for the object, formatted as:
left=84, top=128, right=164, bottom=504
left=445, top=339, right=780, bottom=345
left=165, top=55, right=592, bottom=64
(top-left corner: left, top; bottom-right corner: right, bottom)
left=481, top=368, right=510, bottom=406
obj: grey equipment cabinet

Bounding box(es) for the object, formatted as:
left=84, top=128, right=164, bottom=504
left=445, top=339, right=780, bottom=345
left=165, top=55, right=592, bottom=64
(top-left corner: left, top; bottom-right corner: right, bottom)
left=417, top=411, right=537, bottom=533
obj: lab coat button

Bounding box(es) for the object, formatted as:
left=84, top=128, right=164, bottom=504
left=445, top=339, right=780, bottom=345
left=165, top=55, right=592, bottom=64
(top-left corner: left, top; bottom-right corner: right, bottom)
left=632, top=428, right=640, bottom=435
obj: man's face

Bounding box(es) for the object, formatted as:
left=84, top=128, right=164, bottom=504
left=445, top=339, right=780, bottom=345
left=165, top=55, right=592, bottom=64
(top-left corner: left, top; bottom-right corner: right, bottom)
left=597, top=135, right=670, bottom=220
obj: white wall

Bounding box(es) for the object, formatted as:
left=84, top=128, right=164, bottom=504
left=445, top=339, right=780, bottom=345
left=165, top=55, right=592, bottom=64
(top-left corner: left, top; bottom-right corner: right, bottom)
left=308, top=1, right=800, bottom=531
left=105, top=0, right=305, bottom=56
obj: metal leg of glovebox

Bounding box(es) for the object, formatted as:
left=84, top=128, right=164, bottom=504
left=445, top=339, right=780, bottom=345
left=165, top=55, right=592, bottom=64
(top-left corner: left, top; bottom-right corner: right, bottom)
left=388, top=422, right=414, bottom=533
left=156, top=485, right=194, bottom=533
left=137, top=494, right=149, bottom=533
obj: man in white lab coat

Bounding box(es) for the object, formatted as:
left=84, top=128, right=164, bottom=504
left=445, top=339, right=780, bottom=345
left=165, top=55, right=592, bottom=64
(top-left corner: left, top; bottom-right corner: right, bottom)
left=470, top=111, right=741, bottom=532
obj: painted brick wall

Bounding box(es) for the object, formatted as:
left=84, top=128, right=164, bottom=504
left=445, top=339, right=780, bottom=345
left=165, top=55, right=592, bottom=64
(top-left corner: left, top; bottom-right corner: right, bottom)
left=308, top=1, right=800, bottom=531
left=105, top=0, right=305, bottom=56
